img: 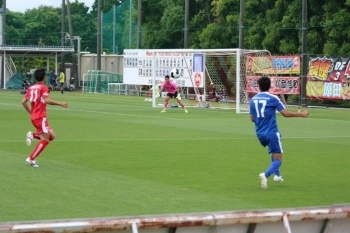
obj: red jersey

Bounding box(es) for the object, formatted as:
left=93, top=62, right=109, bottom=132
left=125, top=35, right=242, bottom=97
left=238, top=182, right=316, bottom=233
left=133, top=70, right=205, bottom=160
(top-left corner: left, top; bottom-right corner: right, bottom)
left=24, top=83, right=50, bottom=120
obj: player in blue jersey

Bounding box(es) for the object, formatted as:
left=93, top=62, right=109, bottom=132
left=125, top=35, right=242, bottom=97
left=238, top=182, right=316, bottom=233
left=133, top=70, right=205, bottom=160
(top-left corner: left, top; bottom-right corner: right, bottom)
left=250, top=76, right=309, bottom=189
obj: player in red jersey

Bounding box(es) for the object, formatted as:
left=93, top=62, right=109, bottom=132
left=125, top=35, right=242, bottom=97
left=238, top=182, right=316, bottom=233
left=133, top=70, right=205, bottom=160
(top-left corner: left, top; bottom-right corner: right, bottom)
left=22, top=69, right=68, bottom=167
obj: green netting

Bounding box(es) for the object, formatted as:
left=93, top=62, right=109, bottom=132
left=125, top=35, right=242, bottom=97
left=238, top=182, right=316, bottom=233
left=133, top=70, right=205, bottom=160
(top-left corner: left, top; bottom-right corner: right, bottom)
left=6, top=73, right=27, bottom=89
left=103, top=1, right=138, bottom=54
left=84, top=70, right=123, bottom=93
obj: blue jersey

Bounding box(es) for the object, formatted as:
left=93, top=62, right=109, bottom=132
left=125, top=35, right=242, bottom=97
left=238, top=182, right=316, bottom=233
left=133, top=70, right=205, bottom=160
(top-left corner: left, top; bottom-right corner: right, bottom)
left=249, top=92, right=285, bottom=136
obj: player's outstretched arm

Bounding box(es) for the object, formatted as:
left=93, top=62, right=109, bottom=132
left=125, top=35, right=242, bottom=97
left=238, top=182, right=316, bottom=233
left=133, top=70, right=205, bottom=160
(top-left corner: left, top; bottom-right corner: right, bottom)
left=21, top=97, right=31, bottom=114
left=45, top=97, right=68, bottom=108
left=280, top=109, right=309, bottom=118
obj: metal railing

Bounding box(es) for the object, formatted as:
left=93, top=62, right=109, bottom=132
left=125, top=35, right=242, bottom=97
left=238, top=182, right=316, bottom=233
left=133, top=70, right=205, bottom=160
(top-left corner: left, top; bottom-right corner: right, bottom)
left=5, top=55, right=17, bottom=77
left=1, top=205, right=349, bottom=233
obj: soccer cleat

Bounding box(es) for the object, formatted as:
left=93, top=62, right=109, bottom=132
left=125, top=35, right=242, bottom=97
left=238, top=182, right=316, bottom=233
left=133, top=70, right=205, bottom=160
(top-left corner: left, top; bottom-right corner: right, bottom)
left=273, top=175, right=284, bottom=183
left=26, top=131, right=33, bottom=146
left=144, top=98, right=149, bottom=101
left=185, top=109, right=188, bottom=113
left=259, top=173, right=268, bottom=189
left=26, top=157, right=39, bottom=167
left=160, top=110, right=166, bottom=113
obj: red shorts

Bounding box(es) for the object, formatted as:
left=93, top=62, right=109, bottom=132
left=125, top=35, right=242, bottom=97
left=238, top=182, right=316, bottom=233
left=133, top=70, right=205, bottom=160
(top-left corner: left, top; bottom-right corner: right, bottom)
left=31, top=117, right=51, bottom=135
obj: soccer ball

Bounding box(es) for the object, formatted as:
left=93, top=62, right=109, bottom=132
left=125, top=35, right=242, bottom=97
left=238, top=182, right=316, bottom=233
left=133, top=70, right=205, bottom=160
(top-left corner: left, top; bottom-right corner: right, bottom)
left=170, top=68, right=181, bottom=79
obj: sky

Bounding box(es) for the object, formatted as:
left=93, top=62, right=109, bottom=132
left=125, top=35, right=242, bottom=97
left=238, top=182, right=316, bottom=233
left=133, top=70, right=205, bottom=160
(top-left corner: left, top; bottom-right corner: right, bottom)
left=7, top=0, right=95, bottom=13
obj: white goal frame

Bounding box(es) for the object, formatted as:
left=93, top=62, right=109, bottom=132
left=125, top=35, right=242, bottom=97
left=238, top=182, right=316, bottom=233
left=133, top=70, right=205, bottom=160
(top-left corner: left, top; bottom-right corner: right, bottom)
left=150, top=49, right=273, bottom=113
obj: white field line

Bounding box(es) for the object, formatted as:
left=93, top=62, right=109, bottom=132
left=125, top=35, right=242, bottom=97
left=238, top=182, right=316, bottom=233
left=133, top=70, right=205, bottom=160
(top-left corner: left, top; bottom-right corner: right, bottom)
left=1, top=103, right=350, bottom=123
left=0, top=102, right=232, bottom=120
left=1, top=136, right=350, bottom=144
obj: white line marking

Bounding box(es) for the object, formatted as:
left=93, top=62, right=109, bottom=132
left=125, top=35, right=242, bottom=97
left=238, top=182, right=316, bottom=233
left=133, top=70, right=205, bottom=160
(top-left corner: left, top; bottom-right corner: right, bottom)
left=1, top=136, right=350, bottom=144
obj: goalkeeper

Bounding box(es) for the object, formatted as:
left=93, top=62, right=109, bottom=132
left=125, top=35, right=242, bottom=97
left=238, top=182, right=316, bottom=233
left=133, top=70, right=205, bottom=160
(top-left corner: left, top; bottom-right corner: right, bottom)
left=160, top=75, right=188, bottom=113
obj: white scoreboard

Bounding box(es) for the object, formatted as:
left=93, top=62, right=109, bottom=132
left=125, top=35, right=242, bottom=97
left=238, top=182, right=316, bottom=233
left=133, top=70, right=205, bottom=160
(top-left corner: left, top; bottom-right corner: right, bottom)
left=123, top=49, right=205, bottom=88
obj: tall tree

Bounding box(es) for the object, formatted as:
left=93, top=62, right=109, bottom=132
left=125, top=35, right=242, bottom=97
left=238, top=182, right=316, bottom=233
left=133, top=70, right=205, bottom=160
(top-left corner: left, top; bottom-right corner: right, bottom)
left=6, top=12, right=25, bottom=44
left=321, top=0, right=350, bottom=56
left=199, top=0, right=240, bottom=48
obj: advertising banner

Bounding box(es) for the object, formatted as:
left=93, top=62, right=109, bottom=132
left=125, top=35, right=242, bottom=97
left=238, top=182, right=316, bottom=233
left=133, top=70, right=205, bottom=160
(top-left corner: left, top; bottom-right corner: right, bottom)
left=246, top=55, right=300, bottom=75
left=246, top=76, right=300, bottom=94
left=307, top=57, right=350, bottom=100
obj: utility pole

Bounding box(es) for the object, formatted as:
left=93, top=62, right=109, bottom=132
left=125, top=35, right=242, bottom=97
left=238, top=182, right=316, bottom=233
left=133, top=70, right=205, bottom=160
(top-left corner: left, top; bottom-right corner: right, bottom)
left=97, top=0, right=101, bottom=70
left=129, top=0, right=132, bottom=48
left=2, top=0, right=5, bottom=45
left=66, top=0, right=77, bottom=86
left=113, top=5, right=116, bottom=54
left=61, top=0, right=65, bottom=72
left=239, top=0, right=244, bottom=49
left=137, top=0, right=142, bottom=49
left=1, top=0, right=6, bottom=89
left=301, top=0, right=308, bottom=106
left=184, top=0, right=189, bottom=48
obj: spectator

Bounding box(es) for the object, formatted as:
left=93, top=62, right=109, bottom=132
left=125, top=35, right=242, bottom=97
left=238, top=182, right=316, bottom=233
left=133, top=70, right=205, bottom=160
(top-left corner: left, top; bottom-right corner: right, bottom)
left=20, top=80, right=31, bottom=95
left=208, top=83, right=219, bottom=102
left=57, top=70, right=65, bottom=94
left=144, top=85, right=153, bottom=101
left=50, top=70, right=57, bottom=91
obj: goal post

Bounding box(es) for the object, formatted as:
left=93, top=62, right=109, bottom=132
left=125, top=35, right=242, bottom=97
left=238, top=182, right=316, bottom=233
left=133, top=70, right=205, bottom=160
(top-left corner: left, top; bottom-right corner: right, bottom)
left=150, top=50, right=207, bottom=109
left=122, top=49, right=282, bottom=113
left=148, top=49, right=274, bottom=113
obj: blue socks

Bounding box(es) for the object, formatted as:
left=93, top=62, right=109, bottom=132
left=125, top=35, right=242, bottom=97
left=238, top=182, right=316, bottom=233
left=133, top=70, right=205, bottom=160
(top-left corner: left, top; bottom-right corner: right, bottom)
left=265, top=159, right=282, bottom=177
left=270, top=154, right=281, bottom=176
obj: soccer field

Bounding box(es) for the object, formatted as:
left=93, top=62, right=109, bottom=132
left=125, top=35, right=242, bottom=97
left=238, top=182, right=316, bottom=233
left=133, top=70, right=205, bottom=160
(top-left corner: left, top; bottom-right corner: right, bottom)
left=0, top=91, right=349, bottom=222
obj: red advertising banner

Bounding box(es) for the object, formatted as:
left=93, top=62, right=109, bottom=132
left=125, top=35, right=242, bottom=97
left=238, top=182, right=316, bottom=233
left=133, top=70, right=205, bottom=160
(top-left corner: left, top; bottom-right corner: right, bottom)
left=246, top=76, right=300, bottom=94
left=307, top=57, right=350, bottom=100
left=246, top=56, right=300, bottom=75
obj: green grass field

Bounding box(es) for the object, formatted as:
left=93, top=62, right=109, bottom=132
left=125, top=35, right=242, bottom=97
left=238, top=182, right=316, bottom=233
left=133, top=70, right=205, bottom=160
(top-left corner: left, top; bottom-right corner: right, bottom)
left=0, top=91, right=349, bottom=222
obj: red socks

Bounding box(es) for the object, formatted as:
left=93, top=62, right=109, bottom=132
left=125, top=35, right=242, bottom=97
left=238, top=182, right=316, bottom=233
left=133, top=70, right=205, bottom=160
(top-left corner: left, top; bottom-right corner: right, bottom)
left=29, top=140, right=49, bottom=160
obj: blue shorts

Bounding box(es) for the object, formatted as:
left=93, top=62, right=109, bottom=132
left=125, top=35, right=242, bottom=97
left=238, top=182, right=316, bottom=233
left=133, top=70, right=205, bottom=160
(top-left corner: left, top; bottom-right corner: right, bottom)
left=257, top=132, right=283, bottom=154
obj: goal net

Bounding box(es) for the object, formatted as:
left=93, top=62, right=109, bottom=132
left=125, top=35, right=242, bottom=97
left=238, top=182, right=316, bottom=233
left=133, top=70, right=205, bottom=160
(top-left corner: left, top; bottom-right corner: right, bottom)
left=150, top=49, right=275, bottom=113
left=82, top=70, right=138, bottom=95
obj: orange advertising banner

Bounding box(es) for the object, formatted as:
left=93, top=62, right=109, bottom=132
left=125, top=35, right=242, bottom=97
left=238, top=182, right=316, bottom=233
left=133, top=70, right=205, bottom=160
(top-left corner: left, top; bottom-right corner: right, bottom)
left=246, top=56, right=300, bottom=75
left=246, top=76, right=300, bottom=94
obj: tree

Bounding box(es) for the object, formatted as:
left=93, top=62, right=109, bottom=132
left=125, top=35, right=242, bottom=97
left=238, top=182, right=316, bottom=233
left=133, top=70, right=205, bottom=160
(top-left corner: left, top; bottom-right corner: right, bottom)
left=6, top=12, right=25, bottom=44
left=3, top=0, right=350, bottom=72
left=69, top=1, right=97, bottom=53
left=321, top=0, right=350, bottom=56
